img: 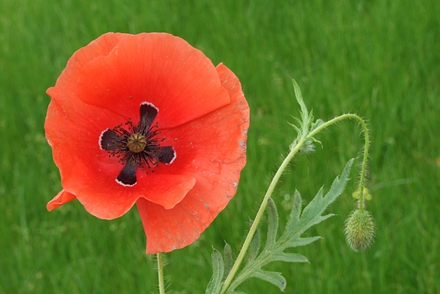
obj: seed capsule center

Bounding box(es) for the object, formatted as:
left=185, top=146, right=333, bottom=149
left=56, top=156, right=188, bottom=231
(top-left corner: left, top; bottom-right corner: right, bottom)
left=127, top=133, right=147, bottom=153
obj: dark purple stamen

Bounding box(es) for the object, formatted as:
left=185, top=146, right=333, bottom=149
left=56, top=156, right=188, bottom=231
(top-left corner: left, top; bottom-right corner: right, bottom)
left=99, top=102, right=176, bottom=186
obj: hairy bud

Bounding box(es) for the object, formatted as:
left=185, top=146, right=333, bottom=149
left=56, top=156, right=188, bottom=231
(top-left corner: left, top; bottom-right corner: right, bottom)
left=344, top=209, right=375, bottom=251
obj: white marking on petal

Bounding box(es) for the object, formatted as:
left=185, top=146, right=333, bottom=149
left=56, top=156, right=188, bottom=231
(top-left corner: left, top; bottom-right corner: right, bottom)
left=99, top=128, right=110, bottom=150
left=115, top=178, right=137, bottom=187
left=165, top=149, right=177, bottom=164
left=141, top=101, right=159, bottom=112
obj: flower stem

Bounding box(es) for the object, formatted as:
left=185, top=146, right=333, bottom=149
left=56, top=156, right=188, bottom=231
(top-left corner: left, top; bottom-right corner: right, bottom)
left=220, top=132, right=305, bottom=293
left=219, top=113, right=370, bottom=293
left=157, top=253, right=166, bottom=294
left=307, top=113, right=370, bottom=211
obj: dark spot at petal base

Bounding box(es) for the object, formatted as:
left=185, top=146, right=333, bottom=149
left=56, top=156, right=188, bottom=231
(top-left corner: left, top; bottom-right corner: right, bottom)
left=155, top=146, right=176, bottom=164
left=140, top=102, right=158, bottom=130
left=116, top=162, right=137, bottom=186
left=100, top=129, right=119, bottom=150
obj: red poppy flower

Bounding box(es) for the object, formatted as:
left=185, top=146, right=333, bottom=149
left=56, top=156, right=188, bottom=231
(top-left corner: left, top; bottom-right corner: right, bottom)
left=45, top=32, right=249, bottom=254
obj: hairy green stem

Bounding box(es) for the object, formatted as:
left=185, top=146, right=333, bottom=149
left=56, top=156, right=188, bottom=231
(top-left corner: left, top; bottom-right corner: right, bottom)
left=219, top=113, right=369, bottom=293
left=307, top=113, right=370, bottom=211
left=157, top=253, right=166, bottom=294
left=220, top=133, right=306, bottom=293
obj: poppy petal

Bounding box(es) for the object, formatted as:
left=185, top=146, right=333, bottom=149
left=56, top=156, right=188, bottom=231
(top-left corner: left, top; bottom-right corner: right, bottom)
left=137, top=63, right=249, bottom=253
left=47, top=190, right=76, bottom=211
left=52, top=33, right=129, bottom=95
left=63, top=163, right=196, bottom=219
left=72, top=33, right=231, bottom=128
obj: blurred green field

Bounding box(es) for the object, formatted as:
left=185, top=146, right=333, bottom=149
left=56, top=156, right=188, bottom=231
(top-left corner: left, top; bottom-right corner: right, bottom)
left=1, top=0, right=439, bottom=293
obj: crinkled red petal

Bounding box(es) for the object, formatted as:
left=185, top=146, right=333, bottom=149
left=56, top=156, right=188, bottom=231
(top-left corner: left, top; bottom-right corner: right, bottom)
left=47, top=190, right=77, bottom=211
left=53, top=32, right=231, bottom=128
left=52, top=33, right=128, bottom=94
left=137, top=63, right=249, bottom=253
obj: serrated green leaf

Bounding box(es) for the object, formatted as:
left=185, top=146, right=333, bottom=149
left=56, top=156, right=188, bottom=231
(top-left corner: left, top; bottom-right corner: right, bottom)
left=271, top=252, right=309, bottom=263
left=223, top=243, right=233, bottom=278
left=265, top=197, right=279, bottom=249
left=206, top=249, right=224, bottom=294
left=282, top=159, right=353, bottom=239
left=292, top=79, right=310, bottom=131
left=310, top=137, right=323, bottom=148
left=250, top=270, right=287, bottom=291
left=310, top=118, right=324, bottom=132
left=300, top=159, right=354, bottom=231
left=284, top=236, right=322, bottom=248
left=300, top=187, right=324, bottom=219
left=218, top=159, right=354, bottom=294
left=288, top=121, right=301, bottom=135
left=246, top=226, right=261, bottom=264
left=284, top=190, right=302, bottom=234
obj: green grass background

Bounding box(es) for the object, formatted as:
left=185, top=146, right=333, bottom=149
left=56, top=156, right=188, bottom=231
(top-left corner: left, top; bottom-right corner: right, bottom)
left=1, top=0, right=439, bottom=293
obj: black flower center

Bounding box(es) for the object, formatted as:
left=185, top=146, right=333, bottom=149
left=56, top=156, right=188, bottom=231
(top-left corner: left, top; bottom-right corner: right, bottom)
left=99, top=102, right=176, bottom=186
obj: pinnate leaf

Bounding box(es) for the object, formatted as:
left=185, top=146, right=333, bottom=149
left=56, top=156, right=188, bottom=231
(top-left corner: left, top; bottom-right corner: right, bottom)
left=205, top=249, right=224, bottom=294
left=209, top=159, right=353, bottom=293
left=249, top=269, right=286, bottom=291
left=246, top=225, right=261, bottom=264
left=223, top=243, right=234, bottom=277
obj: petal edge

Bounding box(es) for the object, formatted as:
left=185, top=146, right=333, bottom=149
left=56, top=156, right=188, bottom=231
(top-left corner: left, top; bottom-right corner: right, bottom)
left=47, top=190, right=76, bottom=211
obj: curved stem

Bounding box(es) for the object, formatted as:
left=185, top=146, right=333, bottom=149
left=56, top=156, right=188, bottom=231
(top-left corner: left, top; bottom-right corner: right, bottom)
left=219, top=113, right=370, bottom=293
left=157, top=253, right=166, bottom=294
left=307, top=113, right=370, bottom=211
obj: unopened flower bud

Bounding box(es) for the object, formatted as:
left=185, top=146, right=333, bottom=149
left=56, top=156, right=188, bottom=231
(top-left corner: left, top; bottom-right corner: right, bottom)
left=344, top=209, right=375, bottom=251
